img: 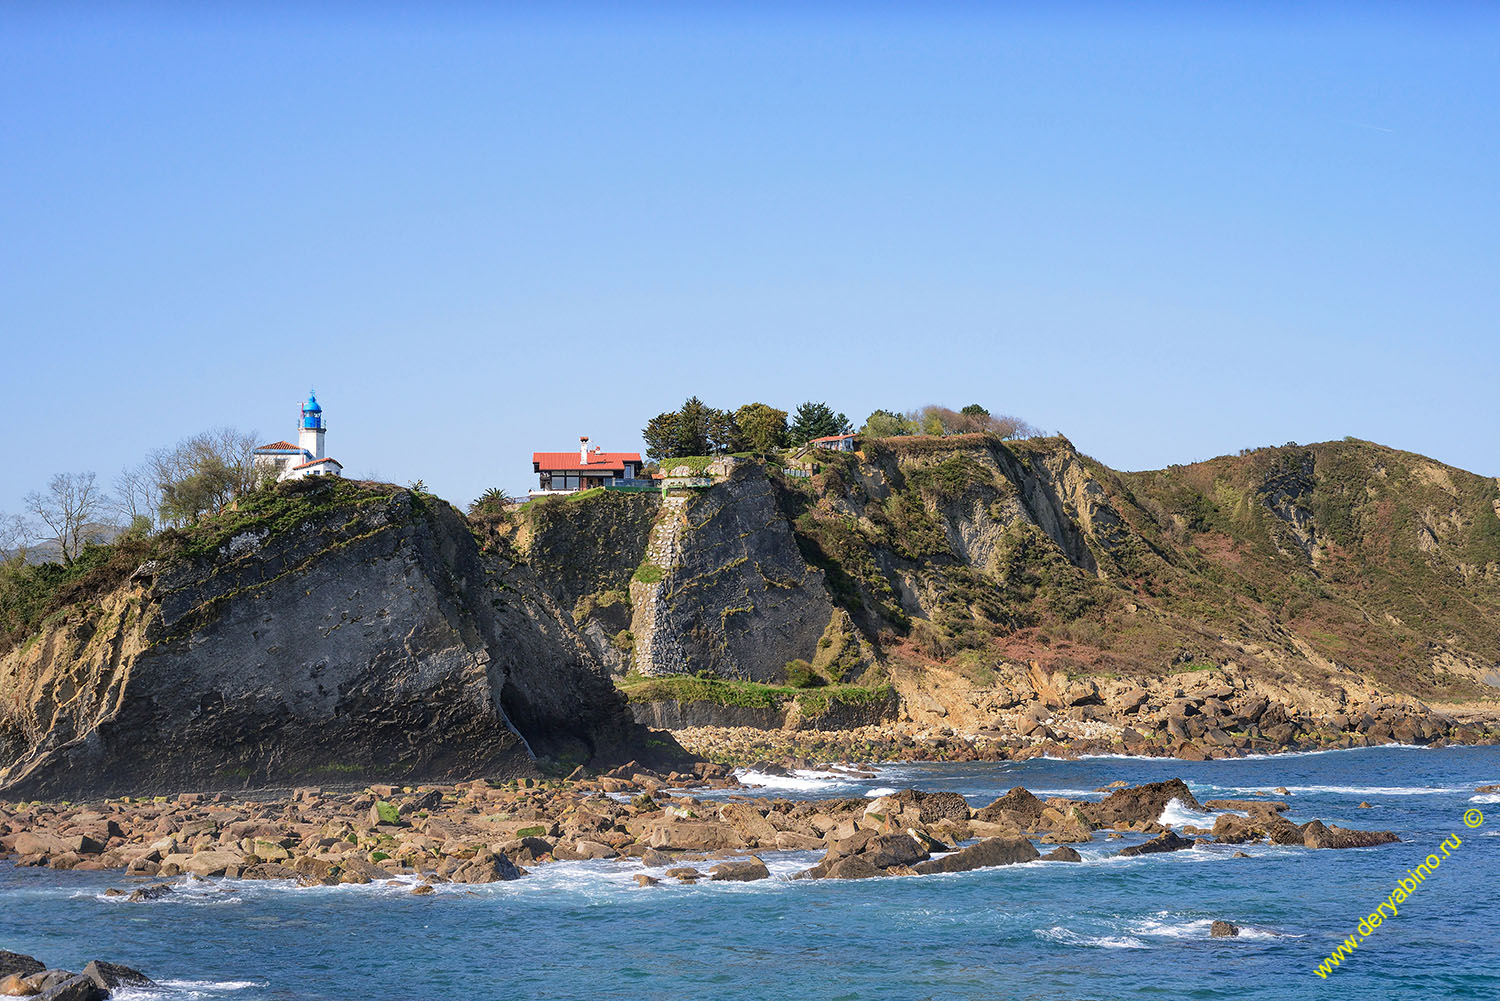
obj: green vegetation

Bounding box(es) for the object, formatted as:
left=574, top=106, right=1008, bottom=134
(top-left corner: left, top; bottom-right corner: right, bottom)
left=617, top=671, right=891, bottom=712
left=632, top=564, right=663, bottom=585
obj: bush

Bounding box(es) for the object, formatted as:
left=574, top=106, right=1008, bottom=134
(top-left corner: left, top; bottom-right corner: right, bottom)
left=782, top=659, right=826, bottom=689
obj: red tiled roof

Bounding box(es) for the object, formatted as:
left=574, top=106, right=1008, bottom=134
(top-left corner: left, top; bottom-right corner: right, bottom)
left=810, top=434, right=856, bottom=442
left=292, top=457, right=343, bottom=470
left=255, top=441, right=302, bottom=452
left=532, top=451, right=641, bottom=473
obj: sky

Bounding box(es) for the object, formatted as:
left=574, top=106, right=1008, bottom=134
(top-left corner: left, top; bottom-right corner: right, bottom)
left=3, top=2, right=1498, bottom=518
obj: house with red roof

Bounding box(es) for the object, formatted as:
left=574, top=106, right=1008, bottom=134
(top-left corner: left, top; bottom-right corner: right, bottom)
left=809, top=433, right=857, bottom=452
left=531, top=437, right=643, bottom=496
left=253, top=391, right=345, bottom=482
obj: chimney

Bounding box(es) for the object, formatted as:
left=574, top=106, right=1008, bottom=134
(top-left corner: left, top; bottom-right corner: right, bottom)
left=580, top=436, right=590, bottom=465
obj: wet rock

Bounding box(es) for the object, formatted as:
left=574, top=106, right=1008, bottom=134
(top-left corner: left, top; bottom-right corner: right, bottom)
left=1085, top=780, right=1201, bottom=829
left=1232, top=851, right=1250, bottom=858
left=81, top=961, right=153, bottom=992
left=1300, top=821, right=1399, bottom=849
left=664, top=867, right=702, bottom=883
left=913, top=837, right=1040, bottom=874
left=1116, top=830, right=1194, bottom=857
left=1210, top=920, right=1240, bottom=938
left=717, top=803, right=777, bottom=845
left=774, top=831, right=825, bottom=851
left=410, top=884, right=434, bottom=895
left=126, top=883, right=175, bottom=902
left=0, top=952, right=45, bottom=979
left=449, top=852, right=522, bottom=883
left=974, top=788, right=1045, bottom=825
left=826, top=855, right=885, bottom=880
left=861, top=834, right=928, bottom=869
left=1041, top=846, right=1081, bottom=862
left=709, top=857, right=770, bottom=882
left=633, top=874, right=659, bottom=887
left=35, top=974, right=104, bottom=1001
left=892, top=790, right=971, bottom=823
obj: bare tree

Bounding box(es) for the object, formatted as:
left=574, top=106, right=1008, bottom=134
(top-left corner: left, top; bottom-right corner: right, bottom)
left=0, top=512, right=35, bottom=561
left=24, top=471, right=104, bottom=564
left=114, top=461, right=158, bottom=530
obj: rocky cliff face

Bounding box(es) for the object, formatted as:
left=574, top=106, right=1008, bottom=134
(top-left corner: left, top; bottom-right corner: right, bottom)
left=0, top=479, right=636, bottom=799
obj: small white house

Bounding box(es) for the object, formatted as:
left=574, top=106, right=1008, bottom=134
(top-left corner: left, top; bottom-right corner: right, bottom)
left=253, top=391, right=344, bottom=482
left=809, top=433, right=857, bottom=452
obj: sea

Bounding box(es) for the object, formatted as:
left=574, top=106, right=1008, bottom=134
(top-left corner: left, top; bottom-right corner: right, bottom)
left=3, top=745, right=1498, bottom=1000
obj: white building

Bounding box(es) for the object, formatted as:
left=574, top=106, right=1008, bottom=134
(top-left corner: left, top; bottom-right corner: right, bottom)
left=253, top=391, right=344, bottom=481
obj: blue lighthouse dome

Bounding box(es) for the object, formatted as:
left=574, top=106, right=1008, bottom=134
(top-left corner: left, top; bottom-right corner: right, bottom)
left=301, top=390, right=324, bottom=430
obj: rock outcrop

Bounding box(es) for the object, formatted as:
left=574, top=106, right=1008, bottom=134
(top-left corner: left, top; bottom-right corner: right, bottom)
left=0, top=479, right=638, bottom=799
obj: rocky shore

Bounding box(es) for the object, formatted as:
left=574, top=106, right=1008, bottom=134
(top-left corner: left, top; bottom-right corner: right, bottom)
left=0, top=951, right=151, bottom=1001
left=0, top=759, right=1404, bottom=897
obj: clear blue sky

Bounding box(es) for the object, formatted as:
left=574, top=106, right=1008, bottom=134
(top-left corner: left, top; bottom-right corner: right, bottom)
left=3, top=3, right=1498, bottom=515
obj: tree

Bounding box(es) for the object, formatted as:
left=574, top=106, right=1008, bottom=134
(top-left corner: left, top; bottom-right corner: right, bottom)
left=25, top=471, right=104, bottom=564
left=905, top=404, right=1039, bottom=439
left=735, top=403, right=788, bottom=452
left=158, top=459, right=237, bottom=525
left=860, top=409, right=913, bottom=438
left=147, top=427, right=262, bottom=526
left=114, top=461, right=158, bottom=531
left=642, top=410, right=683, bottom=463
left=469, top=487, right=512, bottom=517
left=0, top=513, right=35, bottom=561
left=642, top=397, right=741, bottom=460
left=789, top=401, right=852, bottom=445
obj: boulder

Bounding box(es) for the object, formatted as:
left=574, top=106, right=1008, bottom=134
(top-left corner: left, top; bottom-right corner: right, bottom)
left=893, top=790, right=971, bottom=823
left=664, top=867, right=702, bottom=882
left=826, top=855, right=885, bottom=880
left=1041, top=846, right=1081, bottom=862
left=35, top=975, right=104, bottom=1001
left=81, top=961, right=153, bottom=992
left=633, top=874, right=659, bottom=887
left=1085, top=780, right=1201, bottom=829
left=913, top=837, right=1040, bottom=874
left=1301, top=821, right=1399, bottom=849
left=718, top=804, right=778, bottom=845
left=1210, top=920, right=1240, bottom=938
left=709, top=857, right=771, bottom=882
left=127, top=883, right=175, bottom=902
left=646, top=821, right=746, bottom=852
left=975, top=788, right=1044, bottom=825
left=450, top=852, right=522, bottom=883
left=0, top=952, right=44, bottom=979
left=861, top=834, right=928, bottom=869
left=1116, top=831, right=1194, bottom=857
left=182, top=850, right=244, bottom=877
left=774, top=831, right=825, bottom=851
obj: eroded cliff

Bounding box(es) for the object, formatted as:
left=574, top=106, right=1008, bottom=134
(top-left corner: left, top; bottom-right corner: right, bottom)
left=0, top=479, right=636, bottom=798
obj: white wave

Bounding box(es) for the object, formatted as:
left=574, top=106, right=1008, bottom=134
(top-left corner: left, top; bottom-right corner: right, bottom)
left=1158, top=797, right=1241, bottom=829
left=1130, top=912, right=1293, bottom=941
left=115, top=981, right=264, bottom=1001
left=1030, top=788, right=1107, bottom=800
left=734, top=768, right=858, bottom=793
left=1037, top=925, right=1147, bottom=949
left=1469, top=793, right=1500, bottom=804
left=865, top=786, right=898, bottom=798
left=1215, top=784, right=1462, bottom=797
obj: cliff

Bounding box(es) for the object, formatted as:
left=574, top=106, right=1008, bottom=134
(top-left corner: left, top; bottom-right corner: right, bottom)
left=0, top=478, right=638, bottom=798
left=507, top=436, right=1500, bottom=753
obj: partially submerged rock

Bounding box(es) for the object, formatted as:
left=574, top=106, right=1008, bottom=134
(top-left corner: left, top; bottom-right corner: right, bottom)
left=912, top=837, right=1040, bottom=874
left=1116, top=830, right=1194, bottom=857
left=1210, top=920, right=1240, bottom=938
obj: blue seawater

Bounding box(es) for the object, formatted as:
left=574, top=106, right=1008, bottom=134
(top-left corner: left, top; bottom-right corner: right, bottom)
left=2, top=745, right=1498, bottom=1000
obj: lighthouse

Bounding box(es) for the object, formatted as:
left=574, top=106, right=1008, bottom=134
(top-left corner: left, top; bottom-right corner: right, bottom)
left=252, top=390, right=344, bottom=481
left=298, top=390, right=326, bottom=460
